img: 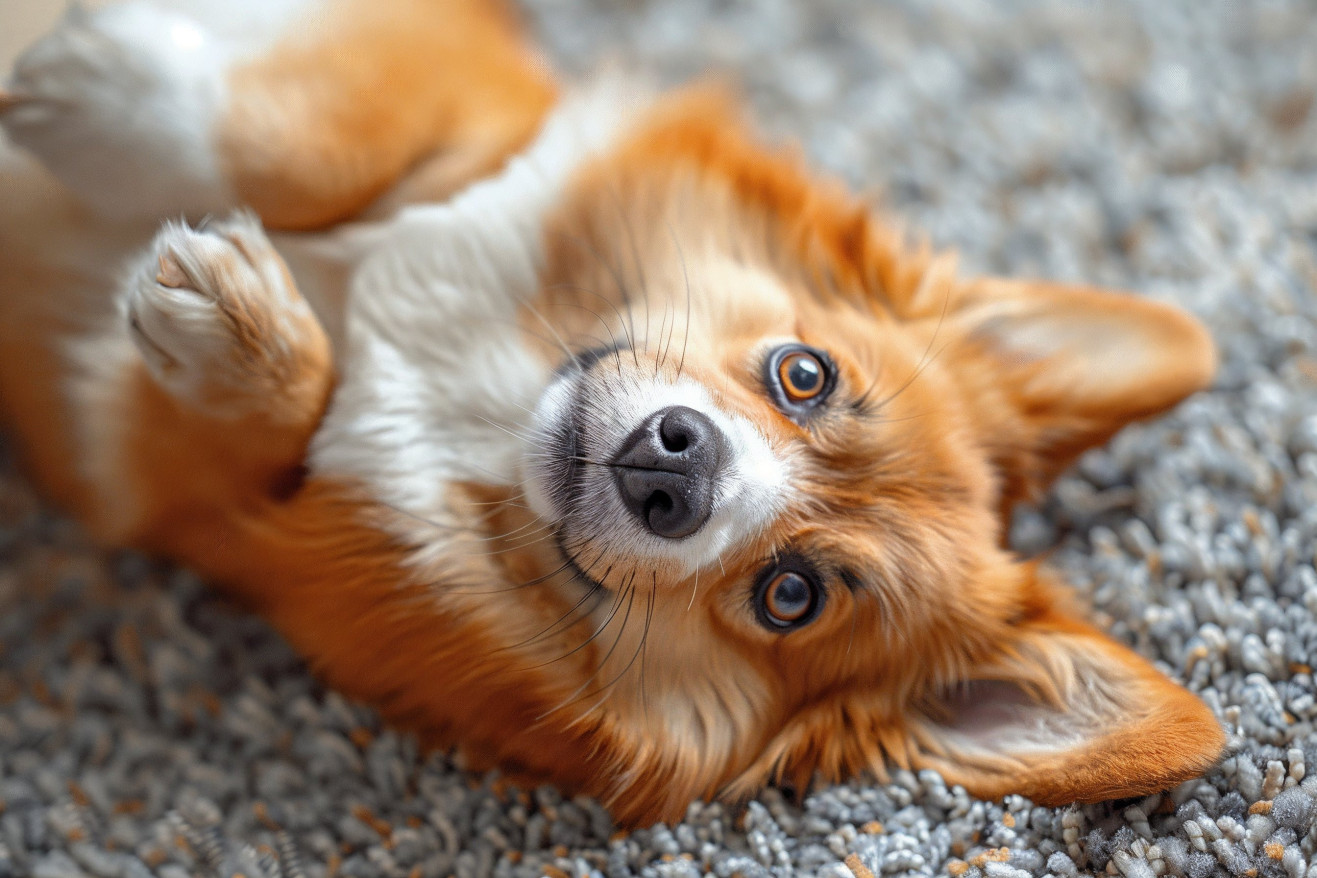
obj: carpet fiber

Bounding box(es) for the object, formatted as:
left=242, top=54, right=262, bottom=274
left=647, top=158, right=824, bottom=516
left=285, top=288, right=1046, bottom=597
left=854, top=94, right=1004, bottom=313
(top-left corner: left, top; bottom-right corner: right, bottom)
left=2, top=1, right=1316, bottom=876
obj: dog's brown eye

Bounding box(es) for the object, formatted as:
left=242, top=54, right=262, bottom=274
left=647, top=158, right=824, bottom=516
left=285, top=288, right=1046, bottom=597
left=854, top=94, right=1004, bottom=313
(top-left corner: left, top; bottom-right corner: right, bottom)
left=755, top=568, right=822, bottom=630
left=764, top=345, right=835, bottom=420
left=778, top=352, right=825, bottom=401
left=766, top=572, right=813, bottom=622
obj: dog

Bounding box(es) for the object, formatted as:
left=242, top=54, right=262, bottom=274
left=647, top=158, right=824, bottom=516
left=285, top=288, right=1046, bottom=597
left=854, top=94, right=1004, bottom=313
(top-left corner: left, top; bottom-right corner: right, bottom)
left=0, top=0, right=1225, bottom=826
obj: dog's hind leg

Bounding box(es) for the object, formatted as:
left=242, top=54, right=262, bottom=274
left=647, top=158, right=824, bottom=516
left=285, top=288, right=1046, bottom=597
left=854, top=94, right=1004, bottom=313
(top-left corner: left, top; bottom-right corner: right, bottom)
left=0, top=0, right=556, bottom=229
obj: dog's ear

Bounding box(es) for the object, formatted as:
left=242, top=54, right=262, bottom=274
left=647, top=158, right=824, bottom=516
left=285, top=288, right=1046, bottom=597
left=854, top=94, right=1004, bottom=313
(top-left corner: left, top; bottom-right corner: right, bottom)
left=942, top=279, right=1215, bottom=508
left=908, top=582, right=1224, bottom=805
left=723, top=572, right=1224, bottom=808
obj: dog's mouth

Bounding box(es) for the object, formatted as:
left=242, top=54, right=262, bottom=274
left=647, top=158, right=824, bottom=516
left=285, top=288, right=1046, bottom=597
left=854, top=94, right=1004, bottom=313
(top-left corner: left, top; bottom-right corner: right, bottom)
left=525, top=349, right=604, bottom=523
left=526, top=352, right=624, bottom=590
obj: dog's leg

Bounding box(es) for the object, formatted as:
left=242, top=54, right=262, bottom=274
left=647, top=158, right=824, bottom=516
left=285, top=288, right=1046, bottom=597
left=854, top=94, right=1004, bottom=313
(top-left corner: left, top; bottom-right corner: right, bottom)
left=125, top=212, right=330, bottom=424
left=0, top=0, right=553, bottom=521
left=0, top=0, right=556, bottom=228
left=0, top=3, right=238, bottom=220
left=74, top=211, right=333, bottom=544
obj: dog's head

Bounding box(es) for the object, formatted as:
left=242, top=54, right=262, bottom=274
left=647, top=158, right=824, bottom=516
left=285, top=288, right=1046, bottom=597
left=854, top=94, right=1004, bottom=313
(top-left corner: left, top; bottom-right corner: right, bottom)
left=507, top=90, right=1224, bottom=821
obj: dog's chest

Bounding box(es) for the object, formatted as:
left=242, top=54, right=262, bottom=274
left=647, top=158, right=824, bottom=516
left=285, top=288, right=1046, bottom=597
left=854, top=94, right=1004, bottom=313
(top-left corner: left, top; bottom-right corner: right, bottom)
left=300, top=87, right=642, bottom=537
left=304, top=205, right=552, bottom=529
left=299, top=84, right=646, bottom=533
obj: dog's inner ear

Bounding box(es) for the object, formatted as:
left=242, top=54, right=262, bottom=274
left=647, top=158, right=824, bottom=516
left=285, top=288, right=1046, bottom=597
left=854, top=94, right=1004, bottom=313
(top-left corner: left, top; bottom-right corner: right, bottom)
left=932, top=677, right=1099, bottom=755
left=943, top=279, right=1216, bottom=507
left=911, top=598, right=1224, bottom=806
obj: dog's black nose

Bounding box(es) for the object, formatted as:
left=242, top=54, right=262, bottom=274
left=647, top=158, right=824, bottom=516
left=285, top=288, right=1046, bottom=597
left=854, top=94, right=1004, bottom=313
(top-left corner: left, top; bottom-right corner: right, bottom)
left=612, top=406, right=726, bottom=539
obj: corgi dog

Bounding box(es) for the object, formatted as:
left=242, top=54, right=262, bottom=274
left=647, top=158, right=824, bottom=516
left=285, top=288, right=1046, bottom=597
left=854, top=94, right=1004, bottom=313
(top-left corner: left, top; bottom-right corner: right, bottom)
left=0, top=0, right=1225, bottom=827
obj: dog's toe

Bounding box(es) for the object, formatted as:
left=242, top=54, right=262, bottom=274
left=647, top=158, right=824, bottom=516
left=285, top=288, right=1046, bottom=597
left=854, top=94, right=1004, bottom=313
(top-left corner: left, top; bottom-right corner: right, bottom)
left=127, top=212, right=326, bottom=420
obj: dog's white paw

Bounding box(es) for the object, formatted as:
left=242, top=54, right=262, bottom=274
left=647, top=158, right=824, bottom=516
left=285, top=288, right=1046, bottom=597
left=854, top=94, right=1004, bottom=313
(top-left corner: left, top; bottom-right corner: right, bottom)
left=1, top=4, right=233, bottom=219
left=126, top=212, right=326, bottom=420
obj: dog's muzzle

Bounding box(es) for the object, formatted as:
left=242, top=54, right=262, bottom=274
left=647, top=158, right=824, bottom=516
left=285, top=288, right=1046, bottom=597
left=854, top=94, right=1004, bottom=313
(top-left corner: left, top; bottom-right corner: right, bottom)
left=611, top=405, right=727, bottom=539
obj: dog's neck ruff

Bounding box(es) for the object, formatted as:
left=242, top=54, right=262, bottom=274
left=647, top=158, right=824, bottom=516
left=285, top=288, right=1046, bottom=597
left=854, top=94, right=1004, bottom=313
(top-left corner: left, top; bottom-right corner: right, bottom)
left=309, top=80, right=651, bottom=537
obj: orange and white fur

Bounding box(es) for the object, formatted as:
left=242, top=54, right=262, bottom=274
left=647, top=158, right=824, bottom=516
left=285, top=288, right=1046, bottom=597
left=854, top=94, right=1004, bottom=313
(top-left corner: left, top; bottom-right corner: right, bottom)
left=0, top=0, right=1225, bottom=826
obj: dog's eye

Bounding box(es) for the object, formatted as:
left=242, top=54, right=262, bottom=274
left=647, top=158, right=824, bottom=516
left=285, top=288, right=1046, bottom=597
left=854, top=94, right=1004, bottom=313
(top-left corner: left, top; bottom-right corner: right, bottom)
left=755, top=568, right=822, bottom=630
left=778, top=352, right=825, bottom=401
left=765, top=345, right=835, bottom=417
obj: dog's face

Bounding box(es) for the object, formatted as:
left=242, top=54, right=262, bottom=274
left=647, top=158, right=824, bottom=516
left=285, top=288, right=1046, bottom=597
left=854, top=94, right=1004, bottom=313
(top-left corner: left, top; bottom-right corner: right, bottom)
left=500, top=92, right=1225, bottom=820
left=523, top=255, right=999, bottom=692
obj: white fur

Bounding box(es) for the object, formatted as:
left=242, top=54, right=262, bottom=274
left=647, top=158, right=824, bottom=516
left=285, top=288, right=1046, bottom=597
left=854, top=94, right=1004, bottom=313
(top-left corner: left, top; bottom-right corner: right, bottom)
left=1, top=0, right=315, bottom=219
left=929, top=644, right=1126, bottom=759
left=64, top=329, right=151, bottom=540
left=125, top=212, right=317, bottom=419
left=309, top=81, right=652, bottom=535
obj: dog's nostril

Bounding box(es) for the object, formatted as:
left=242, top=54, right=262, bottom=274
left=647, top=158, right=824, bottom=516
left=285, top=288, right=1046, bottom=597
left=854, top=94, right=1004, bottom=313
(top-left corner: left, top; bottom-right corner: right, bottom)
left=661, top=430, right=688, bottom=453
left=658, top=406, right=707, bottom=455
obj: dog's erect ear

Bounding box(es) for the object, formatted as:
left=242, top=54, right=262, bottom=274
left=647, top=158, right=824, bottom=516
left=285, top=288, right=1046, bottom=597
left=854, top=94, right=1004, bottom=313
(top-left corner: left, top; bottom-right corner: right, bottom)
left=943, top=279, right=1216, bottom=508
left=909, top=583, right=1225, bottom=805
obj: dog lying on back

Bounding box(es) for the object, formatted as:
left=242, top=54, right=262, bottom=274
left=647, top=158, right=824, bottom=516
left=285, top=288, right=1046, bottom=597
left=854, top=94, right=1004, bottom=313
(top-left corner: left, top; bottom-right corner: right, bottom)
left=0, top=0, right=1224, bottom=826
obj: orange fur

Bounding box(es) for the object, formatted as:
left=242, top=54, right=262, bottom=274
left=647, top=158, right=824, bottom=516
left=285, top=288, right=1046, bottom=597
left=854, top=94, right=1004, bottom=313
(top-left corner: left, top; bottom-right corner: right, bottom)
left=220, top=0, right=556, bottom=229
left=0, top=2, right=1225, bottom=828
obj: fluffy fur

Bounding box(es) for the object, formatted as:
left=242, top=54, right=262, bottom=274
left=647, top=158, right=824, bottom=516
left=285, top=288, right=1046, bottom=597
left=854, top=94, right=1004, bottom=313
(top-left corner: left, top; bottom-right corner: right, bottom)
left=0, top=0, right=1224, bottom=826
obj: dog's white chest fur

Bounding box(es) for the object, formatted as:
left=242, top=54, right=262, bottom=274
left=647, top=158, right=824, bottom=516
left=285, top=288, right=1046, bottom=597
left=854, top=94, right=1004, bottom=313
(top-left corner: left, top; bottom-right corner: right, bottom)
left=306, top=86, right=644, bottom=528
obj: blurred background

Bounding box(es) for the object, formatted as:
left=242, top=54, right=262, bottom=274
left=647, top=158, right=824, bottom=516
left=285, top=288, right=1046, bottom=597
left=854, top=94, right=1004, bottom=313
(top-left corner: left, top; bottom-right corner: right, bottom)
left=2, top=0, right=70, bottom=68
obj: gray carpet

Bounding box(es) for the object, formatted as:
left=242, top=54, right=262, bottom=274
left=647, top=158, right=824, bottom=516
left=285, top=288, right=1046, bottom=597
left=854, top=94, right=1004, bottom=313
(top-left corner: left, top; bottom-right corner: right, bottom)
left=2, top=0, right=1317, bottom=876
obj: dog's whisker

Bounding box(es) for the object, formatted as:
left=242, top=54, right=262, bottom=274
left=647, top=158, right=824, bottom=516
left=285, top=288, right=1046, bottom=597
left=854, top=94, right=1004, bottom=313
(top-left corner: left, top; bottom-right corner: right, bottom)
left=499, top=569, right=608, bottom=653
left=522, top=299, right=581, bottom=370
left=606, top=181, right=652, bottom=358
left=454, top=529, right=559, bottom=559
left=640, top=572, right=656, bottom=716
left=574, top=576, right=654, bottom=719
left=539, top=299, right=628, bottom=377
left=476, top=311, right=588, bottom=372
left=863, top=278, right=957, bottom=415
left=653, top=298, right=670, bottom=378
left=535, top=573, right=638, bottom=722
left=383, top=494, right=558, bottom=557
left=376, top=498, right=556, bottom=547
left=480, top=514, right=557, bottom=544
left=542, top=282, right=636, bottom=371
left=527, top=564, right=632, bottom=678
left=475, top=414, right=538, bottom=445
left=662, top=221, right=695, bottom=380
left=666, top=296, right=681, bottom=374
left=439, top=558, right=575, bottom=596
left=546, top=230, right=641, bottom=367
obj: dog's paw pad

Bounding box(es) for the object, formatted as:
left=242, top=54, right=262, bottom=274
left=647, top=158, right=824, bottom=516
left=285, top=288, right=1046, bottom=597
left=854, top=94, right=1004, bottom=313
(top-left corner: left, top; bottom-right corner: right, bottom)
left=127, top=212, right=324, bottom=419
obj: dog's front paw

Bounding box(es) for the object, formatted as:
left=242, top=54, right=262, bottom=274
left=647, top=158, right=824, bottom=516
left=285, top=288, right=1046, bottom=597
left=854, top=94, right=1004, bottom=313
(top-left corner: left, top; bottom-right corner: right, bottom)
left=0, top=4, right=232, bottom=218
left=127, top=212, right=330, bottom=421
